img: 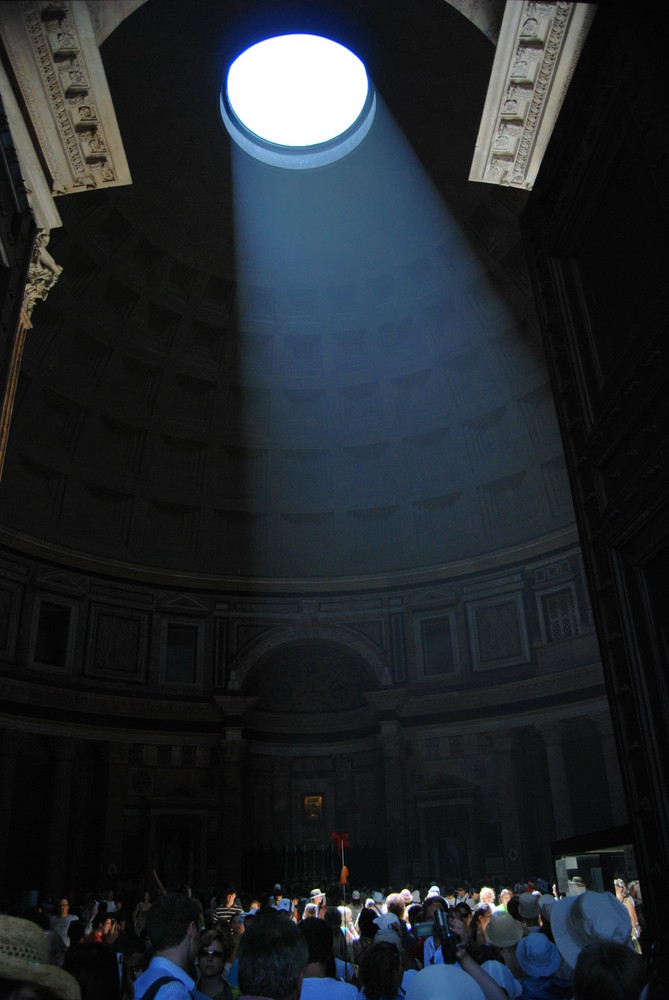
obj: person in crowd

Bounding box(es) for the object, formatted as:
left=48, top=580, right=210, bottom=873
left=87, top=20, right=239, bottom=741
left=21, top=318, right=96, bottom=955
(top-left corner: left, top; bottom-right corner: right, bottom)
left=51, top=899, right=78, bottom=949
left=322, top=908, right=355, bottom=979
left=517, top=896, right=542, bottom=934
left=270, top=886, right=284, bottom=909
left=405, top=952, right=509, bottom=1000
left=237, top=908, right=308, bottom=1000
left=66, top=920, right=85, bottom=950
left=305, top=890, right=326, bottom=920
left=195, top=929, right=232, bottom=1000
left=480, top=889, right=497, bottom=910
left=299, top=917, right=358, bottom=1000
left=0, top=913, right=81, bottom=1000
left=62, top=942, right=132, bottom=1000
left=614, top=879, right=642, bottom=950
left=214, top=890, right=243, bottom=926
left=537, top=897, right=556, bottom=944
left=133, top=892, right=202, bottom=1000
left=550, top=890, right=638, bottom=975
left=353, top=908, right=378, bottom=967
left=483, top=912, right=524, bottom=982
left=479, top=960, right=522, bottom=1000
left=496, top=890, right=513, bottom=913
left=357, top=941, right=405, bottom=1000
left=415, top=892, right=448, bottom=967
left=572, top=939, right=646, bottom=1000
left=515, top=934, right=571, bottom=999
left=455, top=885, right=470, bottom=905
left=349, top=891, right=363, bottom=929
left=84, top=911, right=116, bottom=945
left=133, top=892, right=153, bottom=937
left=117, top=933, right=149, bottom=984
left=472, top=905, right=494, bottom=948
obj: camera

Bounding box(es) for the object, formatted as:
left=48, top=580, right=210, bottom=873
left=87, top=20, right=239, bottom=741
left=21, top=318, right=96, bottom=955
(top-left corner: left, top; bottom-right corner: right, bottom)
left=434, top=909, right=458, bottom=964
left=414, top=920, right=434, bottom=939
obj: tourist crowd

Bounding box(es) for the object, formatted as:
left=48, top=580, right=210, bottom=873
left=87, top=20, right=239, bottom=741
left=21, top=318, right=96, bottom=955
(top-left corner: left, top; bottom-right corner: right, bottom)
left=0, top=874, right=665, bottom=1000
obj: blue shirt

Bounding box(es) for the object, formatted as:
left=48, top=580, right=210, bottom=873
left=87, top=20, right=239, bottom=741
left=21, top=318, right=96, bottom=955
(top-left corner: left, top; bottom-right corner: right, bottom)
left=134, top=955, right=196, bottom=1000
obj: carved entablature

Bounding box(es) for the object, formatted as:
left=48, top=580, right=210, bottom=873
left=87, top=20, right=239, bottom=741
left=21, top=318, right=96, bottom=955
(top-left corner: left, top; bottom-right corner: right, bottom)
left=470, top=1, right=596, bottom=189
left=0, top=0, right=131, bottom=197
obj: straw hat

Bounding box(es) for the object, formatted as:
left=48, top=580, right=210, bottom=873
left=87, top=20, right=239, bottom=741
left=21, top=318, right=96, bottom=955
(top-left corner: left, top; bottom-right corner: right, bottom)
left=0, top=915, right=81, bottom=1000
left=484, top=910, right=524, bottom=949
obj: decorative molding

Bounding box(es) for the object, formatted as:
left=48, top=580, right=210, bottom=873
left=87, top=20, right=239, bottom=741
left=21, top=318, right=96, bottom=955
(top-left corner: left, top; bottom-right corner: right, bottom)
left=0, top=1, right=131, bottom=198
left=470, top=2, right=597, bottom=190
left=23, top=230, right=62, bottom=318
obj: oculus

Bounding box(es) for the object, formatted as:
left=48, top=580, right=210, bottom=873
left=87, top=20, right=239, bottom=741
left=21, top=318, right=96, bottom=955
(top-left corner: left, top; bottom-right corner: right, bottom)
left=221, top=33, right=376, bottom=168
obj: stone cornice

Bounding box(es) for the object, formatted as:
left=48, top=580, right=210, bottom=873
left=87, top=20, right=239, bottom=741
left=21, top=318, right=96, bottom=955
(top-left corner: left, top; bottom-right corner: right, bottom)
left=0, top=523, right=581, bottom=593
left=0, top=0, right=131, bottom=202
left=470, top=1, right=596, bottom=189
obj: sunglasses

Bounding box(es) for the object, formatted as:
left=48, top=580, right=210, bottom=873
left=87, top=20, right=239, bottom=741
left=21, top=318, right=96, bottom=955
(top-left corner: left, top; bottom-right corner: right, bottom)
left=199, top=949, right=225, bottom=959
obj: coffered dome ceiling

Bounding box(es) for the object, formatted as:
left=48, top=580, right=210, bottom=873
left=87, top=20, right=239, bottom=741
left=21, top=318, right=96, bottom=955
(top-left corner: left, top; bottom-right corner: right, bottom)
left=0, top=0, right=574, bottom=580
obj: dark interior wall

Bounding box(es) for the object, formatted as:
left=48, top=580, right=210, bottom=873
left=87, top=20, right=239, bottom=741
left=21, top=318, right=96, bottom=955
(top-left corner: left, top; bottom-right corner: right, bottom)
left=522, top=1, right=669, bottom=936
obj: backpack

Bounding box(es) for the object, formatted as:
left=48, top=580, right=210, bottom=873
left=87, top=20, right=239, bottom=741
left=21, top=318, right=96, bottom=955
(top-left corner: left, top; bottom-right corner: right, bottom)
left=138, top=976, right=192, bottom=1000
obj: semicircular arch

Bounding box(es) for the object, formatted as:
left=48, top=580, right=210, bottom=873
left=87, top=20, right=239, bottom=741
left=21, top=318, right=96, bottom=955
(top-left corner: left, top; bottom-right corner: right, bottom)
left=233, top=623, right=387, bottom=695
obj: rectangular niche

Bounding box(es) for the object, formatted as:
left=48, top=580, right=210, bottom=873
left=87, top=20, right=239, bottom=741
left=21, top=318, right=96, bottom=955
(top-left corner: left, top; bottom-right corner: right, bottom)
left=414, top=611, right=459, bottom=678
left=86, top=606, right=148, bottom=680
left=29, top=597, right=77, bottom=672
left=466, top=591, right=530, bottom=670
left=0, top=581, right=22, bottom=661
left=160, top=620, right=203, bottom=685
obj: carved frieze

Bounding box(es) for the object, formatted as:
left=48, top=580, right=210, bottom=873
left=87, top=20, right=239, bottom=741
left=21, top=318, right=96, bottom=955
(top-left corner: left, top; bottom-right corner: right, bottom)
left=470, top=2, right=596, bottom=189
left=0, top=0, right=131, bottom=197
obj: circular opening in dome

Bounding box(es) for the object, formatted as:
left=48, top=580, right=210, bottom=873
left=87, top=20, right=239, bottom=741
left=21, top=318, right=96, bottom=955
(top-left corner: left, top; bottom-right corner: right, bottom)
left=221, top=33, right=376, bottom=169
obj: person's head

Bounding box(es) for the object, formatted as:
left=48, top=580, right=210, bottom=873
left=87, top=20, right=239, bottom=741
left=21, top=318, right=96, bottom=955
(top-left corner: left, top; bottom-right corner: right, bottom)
left=499, top=888, right=512, bottom=907
left=0, top=915, right=81, bottom=1000
left=453, top=903, right=472, bottom=926
left=405, top=963, right=486, bottom=1000
left=197, top=930, right=230, bottom=982
left=550, top=891, right=635, bottom=970
left=145, top=893, right=201, bottom=963
left=473, top=904, right=493, bottom=931
left=423, top=897, right=446, bottom=921
left=62, top=943, right=129, bottom=1000
left=117, top=935, right=147, bottom=984
left=479, top=887, right=496, bottom=907
left=299, top=918, right=335, bottom=974
left=65, top=922, right=84, bottom=949
left=238, top=909, right=308, bottom=1000
left=58, top=901, right=70, bottom=918
left=225, top=887, right=236, bottom=906
left=573, top=940, right=646, bottom=1000
left=91, top=913, right=111, bottom=936
left=385, top=893, right=405, bottom=920
left=358, top=942, right=403, bottom=1000
left=358, top=908, right=378, bottom=940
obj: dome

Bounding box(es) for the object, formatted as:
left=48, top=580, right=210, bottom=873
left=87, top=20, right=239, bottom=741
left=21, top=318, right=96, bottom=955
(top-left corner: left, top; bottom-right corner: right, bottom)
left=0, top=0, right=571, bottom=580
